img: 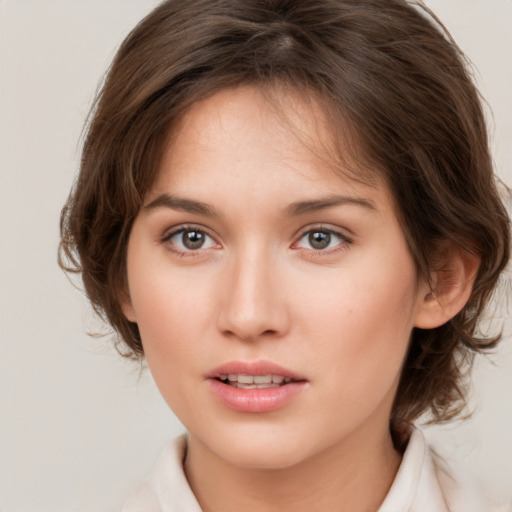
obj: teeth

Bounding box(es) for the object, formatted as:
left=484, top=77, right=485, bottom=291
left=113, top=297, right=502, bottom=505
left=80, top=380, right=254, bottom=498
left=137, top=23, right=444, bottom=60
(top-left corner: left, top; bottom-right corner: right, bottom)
left=253, top=375, right=272, bottom=384
left=236, top=383, right=280, bottom=389
left=220, top=374, right=292, bottom=387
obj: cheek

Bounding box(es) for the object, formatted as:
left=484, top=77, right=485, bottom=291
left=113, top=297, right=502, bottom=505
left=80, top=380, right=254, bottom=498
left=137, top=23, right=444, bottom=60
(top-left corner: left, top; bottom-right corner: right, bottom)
left=131, top=274, right=211, bottom=359
left=126, top=223, right=212, bottom=344
left=125, top=238, right=214, bottom=399
left=130, top=274, right=213, bottom=420
left=298, top=249, right=419, bottom=393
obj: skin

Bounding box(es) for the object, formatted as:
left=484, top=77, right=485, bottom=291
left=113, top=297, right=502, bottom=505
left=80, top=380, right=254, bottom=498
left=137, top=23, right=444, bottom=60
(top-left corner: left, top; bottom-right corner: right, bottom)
left=122, top=86, right=465, bottom=511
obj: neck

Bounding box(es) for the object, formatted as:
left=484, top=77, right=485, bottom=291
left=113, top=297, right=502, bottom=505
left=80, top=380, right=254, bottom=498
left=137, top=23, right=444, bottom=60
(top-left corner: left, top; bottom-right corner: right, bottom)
left=184, top=422, right=402, bottom=512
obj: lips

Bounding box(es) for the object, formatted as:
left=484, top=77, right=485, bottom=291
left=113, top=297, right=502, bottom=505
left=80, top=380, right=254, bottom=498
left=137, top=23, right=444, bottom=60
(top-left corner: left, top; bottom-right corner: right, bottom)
left=207, top=360, right=307, bottom=413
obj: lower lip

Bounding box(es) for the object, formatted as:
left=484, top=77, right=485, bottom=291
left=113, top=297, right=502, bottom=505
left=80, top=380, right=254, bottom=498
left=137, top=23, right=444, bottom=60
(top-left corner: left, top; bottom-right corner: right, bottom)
left=208, top=379, right=306, bottom=413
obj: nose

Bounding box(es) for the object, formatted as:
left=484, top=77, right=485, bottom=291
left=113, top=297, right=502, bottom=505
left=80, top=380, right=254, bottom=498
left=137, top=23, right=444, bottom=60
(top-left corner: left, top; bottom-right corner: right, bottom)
left=216, top=248, right=290, bottom=342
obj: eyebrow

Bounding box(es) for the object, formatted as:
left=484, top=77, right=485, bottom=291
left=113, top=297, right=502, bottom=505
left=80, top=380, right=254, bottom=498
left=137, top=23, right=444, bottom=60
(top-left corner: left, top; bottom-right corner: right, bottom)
left=144, top=194, right=222, bottom=218
left=144, top=193, right=377, bottom=218
left=286, top=195, right=377, bottom=216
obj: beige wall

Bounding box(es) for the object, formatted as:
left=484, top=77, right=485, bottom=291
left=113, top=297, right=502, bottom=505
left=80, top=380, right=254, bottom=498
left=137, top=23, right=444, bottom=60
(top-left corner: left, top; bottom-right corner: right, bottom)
left=0, top=1, right=510, bottom=510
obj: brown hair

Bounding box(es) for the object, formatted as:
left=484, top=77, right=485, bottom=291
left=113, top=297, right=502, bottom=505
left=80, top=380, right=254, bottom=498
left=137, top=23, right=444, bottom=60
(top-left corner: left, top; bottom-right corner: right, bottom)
left=59, top=0, right=510, bottom=428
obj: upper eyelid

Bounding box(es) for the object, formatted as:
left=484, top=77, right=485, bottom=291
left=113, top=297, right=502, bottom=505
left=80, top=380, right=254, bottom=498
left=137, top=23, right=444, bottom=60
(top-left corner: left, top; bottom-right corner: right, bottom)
left=161, top=226, right=219, bottom=252
left=161, top=226, right=219, bottom=256
left=289, top=229, right=352, bottom=257
left=294, top=224, right=353, bottom=242
left=291, top=231, right=353, bottom=261
left=161, top=224, right=216, bottom=241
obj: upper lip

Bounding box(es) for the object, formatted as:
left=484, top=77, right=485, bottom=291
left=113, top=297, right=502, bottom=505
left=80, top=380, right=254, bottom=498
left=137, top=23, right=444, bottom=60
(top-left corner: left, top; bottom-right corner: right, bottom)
left=207, top=360, right=306, bottom=381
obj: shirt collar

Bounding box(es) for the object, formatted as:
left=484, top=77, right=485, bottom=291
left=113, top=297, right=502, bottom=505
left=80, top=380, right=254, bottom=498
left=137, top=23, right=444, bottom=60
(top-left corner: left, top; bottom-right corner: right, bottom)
left=378, top=428, right=450, bottom=512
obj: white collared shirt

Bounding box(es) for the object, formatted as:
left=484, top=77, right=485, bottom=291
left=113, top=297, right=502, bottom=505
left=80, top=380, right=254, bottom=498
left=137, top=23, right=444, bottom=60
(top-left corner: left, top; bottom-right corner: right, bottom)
left=122, top=429, right=487, bottom=511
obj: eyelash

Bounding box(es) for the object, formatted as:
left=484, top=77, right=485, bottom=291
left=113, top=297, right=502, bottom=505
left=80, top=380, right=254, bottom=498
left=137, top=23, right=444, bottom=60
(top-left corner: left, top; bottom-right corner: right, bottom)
left=161, top=225, right=218, bottom=258
left=160, top=224, right=353, bottom=258
left=292, top=225, right=353, bottom=256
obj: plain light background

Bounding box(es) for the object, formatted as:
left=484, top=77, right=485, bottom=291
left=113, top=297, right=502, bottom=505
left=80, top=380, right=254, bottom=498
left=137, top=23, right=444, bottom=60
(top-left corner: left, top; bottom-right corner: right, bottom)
left=0, top=1, right=511, bottom=511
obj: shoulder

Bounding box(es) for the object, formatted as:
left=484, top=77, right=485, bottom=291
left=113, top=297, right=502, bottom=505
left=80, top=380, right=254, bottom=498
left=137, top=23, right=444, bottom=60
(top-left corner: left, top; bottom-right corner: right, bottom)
left=121, top=434, right=202, bottom=512
left=121, top=480, right=161, bottom=512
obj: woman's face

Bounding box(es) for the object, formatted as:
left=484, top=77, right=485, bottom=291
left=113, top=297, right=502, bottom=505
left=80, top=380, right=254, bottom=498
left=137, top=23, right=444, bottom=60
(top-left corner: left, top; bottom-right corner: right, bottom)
left=123, top=86, right=429, bottom=469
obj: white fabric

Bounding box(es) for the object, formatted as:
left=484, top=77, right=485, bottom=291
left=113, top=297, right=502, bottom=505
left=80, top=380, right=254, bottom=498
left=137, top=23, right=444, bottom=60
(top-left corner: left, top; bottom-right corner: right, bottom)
left=122, top=429, right=486, bottom=512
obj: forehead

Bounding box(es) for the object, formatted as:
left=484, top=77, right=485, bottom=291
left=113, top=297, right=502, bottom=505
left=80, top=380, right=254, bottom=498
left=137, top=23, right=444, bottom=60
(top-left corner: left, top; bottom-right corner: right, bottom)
left=148, top=85, right=389, bottom=211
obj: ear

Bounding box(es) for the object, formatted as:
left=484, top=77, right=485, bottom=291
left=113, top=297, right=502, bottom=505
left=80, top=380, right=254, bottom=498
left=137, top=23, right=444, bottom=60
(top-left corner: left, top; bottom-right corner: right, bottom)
left=119, top=287, right=137, bottom=323
left=414, top=241, right=480, bottom=329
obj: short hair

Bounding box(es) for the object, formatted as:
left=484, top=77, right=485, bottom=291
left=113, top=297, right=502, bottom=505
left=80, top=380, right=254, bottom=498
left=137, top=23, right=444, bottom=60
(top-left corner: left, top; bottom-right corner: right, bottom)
left=59, top=0, right=510, bottom=430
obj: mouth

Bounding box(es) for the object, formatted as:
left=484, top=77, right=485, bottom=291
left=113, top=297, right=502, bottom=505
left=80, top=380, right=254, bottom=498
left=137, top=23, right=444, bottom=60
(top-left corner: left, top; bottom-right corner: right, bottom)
left=208, top=360, right=306, bottom=388
left=207, top=361, right=307, bottom=412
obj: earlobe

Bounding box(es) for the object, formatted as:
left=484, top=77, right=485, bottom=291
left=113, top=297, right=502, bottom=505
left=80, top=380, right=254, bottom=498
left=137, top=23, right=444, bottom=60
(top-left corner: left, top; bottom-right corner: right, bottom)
left=414, top=241, right=480, bottom=329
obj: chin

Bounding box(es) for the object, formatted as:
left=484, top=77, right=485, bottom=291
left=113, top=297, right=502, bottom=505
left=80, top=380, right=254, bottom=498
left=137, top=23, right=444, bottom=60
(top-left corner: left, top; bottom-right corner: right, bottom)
left=198, top=424, right=321, bottom=470
left=219, top=443, right=308, bottom=470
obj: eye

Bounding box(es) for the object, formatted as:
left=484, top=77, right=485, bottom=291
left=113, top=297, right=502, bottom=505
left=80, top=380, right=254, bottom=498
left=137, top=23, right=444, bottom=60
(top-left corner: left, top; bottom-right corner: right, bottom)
left=163, top=227, right=217, bottom=253
left=295, top=228, right=350, bottom=252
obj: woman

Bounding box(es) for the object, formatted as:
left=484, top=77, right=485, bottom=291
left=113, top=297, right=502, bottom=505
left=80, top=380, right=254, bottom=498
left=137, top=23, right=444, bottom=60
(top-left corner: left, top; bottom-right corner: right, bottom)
left=59, top=0, right=510, bottom=510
